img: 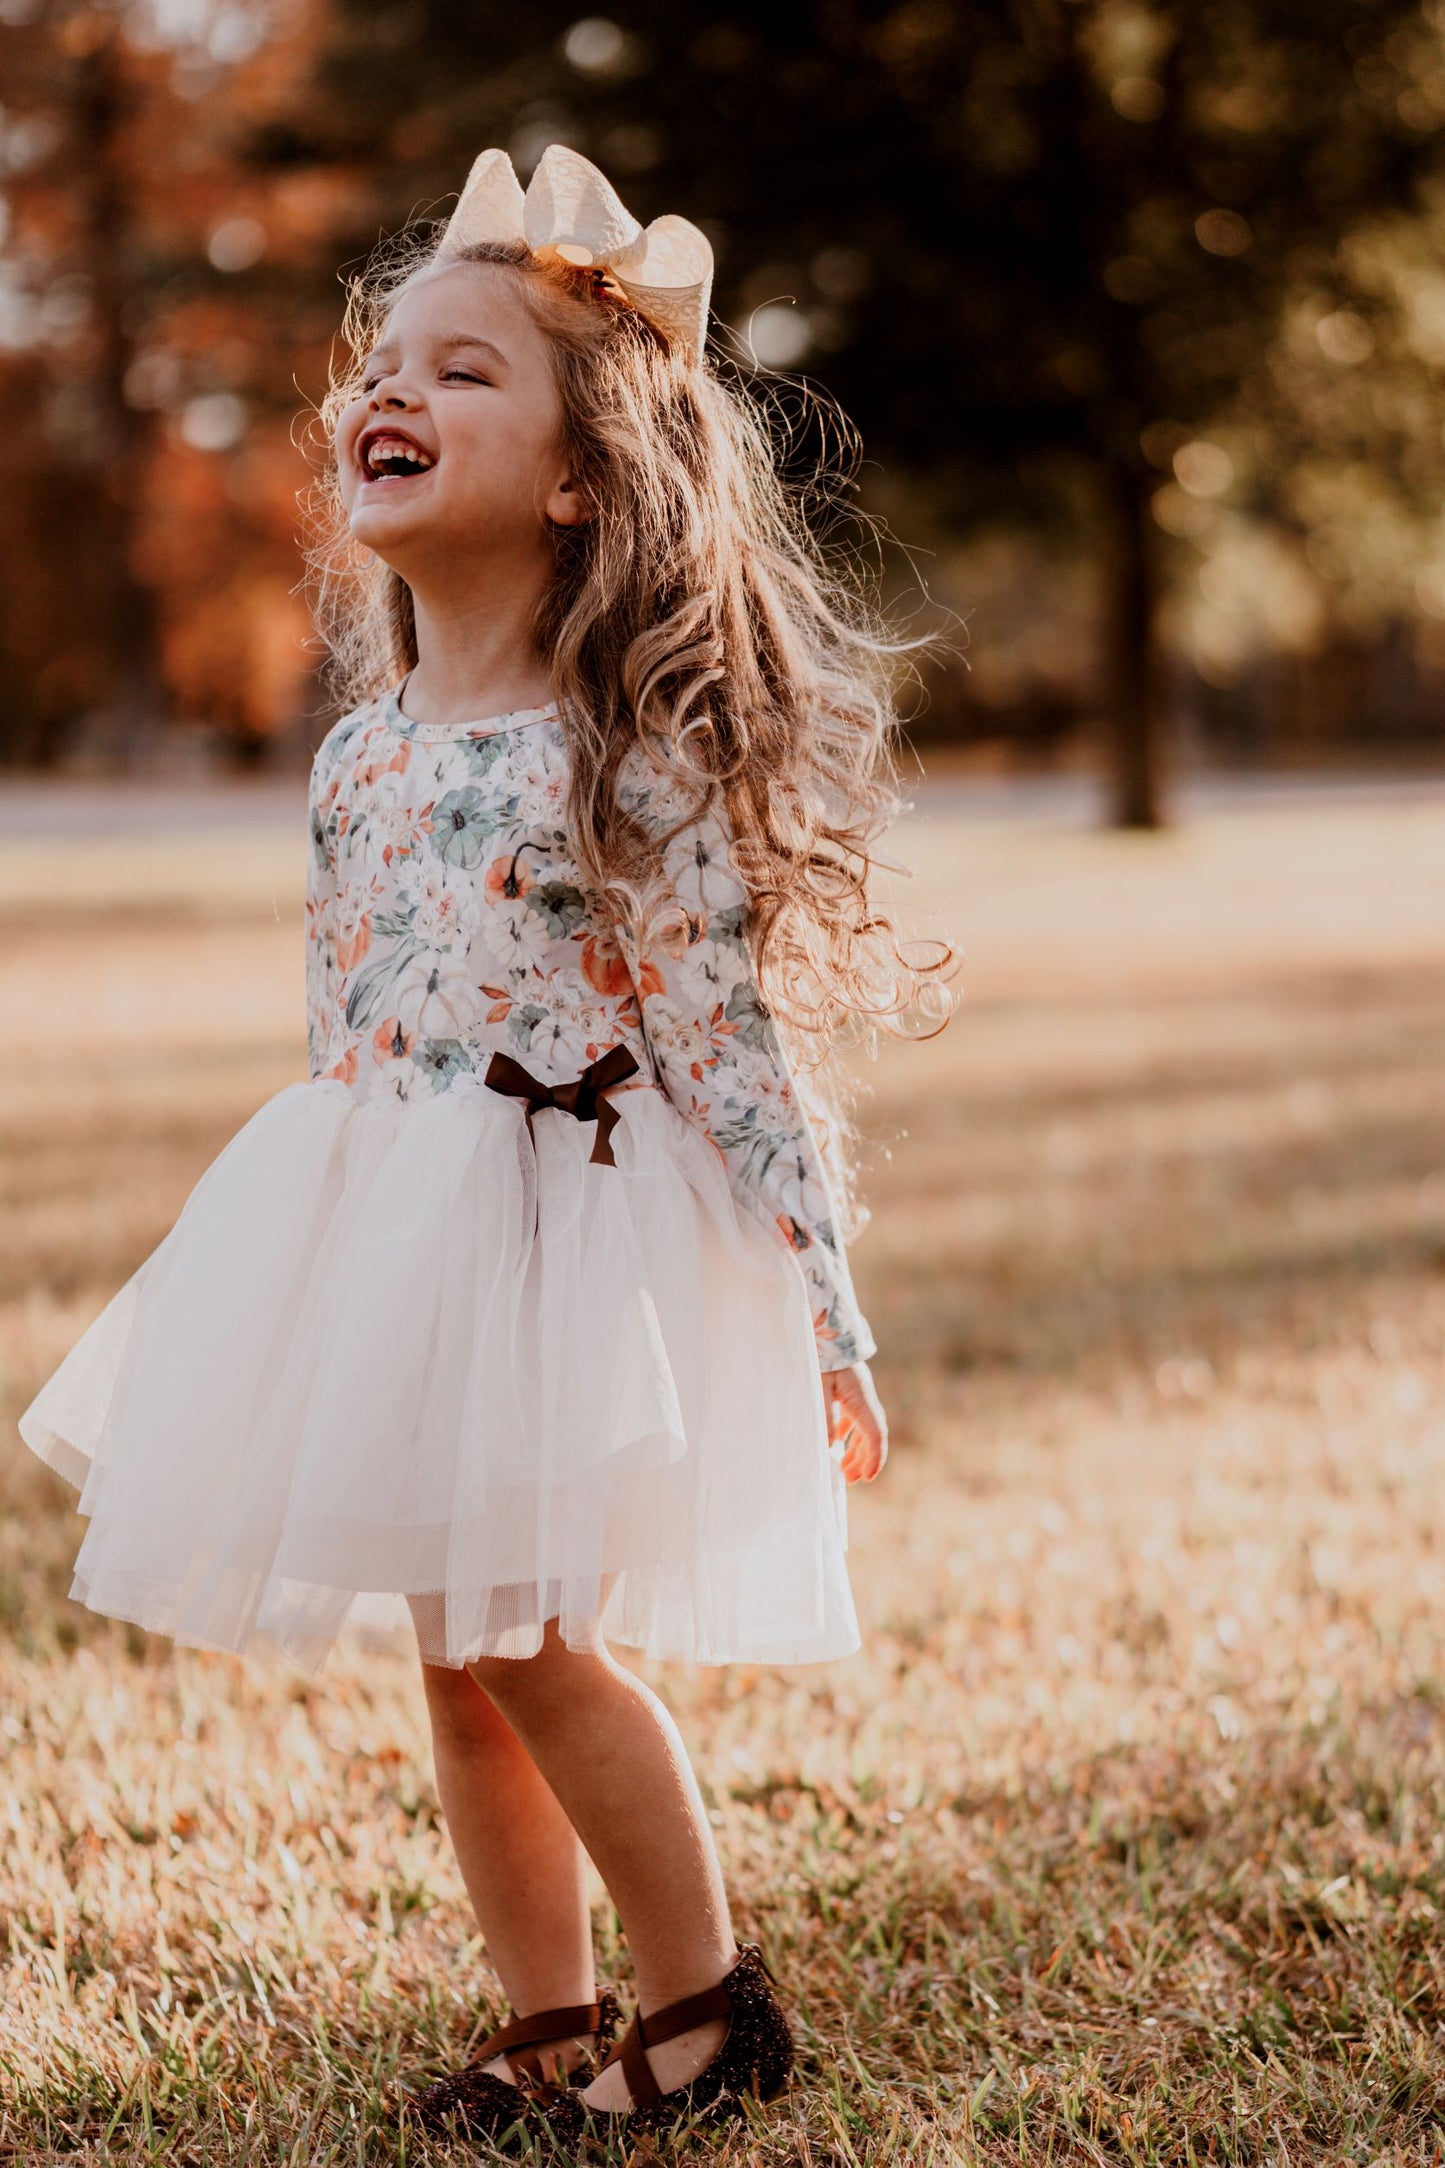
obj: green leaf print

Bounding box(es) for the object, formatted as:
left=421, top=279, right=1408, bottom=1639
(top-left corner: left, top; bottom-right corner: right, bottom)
left=371, top=908, right=416, bottom=941
left=344, top=939, right=421, bottom=1030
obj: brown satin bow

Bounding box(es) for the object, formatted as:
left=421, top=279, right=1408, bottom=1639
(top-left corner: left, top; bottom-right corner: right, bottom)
left=483, top=1043, right=641, bottom=1166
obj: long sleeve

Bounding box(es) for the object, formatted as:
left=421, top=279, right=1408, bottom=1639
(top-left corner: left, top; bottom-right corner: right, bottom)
left=304, top=731, right=344, bottom=1081
left=616, top=757, right=877, bottom=1373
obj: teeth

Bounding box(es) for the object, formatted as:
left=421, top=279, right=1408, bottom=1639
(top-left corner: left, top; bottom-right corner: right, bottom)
left=365, top=438, right=434, bottom=474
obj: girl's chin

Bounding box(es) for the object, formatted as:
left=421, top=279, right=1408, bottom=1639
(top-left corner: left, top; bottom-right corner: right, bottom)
left=347, top=500, right=515, bottom=558
left=348, top=497, right=438, bottom=547
left=353, top=481, right=430, bottom=507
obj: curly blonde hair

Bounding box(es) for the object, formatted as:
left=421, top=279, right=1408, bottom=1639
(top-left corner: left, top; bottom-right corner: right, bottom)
left=300, top=226, right=956, bottom=1232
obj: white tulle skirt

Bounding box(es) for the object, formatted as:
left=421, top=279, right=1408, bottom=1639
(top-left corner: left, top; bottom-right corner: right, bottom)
left=17, top=1075, right=858, bottom=1676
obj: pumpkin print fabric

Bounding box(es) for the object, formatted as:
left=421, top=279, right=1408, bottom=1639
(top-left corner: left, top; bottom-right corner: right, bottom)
left=14, top=683, right=870, bottom=1675
left=306, top=685, right=875, bottom=1373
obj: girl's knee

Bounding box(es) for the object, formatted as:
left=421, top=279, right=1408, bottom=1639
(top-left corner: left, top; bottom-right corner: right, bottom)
left=467, top=1619, right=607, bottom=1710
left=419, top=1654, right=515, bottom=1752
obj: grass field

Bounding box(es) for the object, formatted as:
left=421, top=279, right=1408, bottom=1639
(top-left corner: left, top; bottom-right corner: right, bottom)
left=1, top=782, right=1443, bottom=2166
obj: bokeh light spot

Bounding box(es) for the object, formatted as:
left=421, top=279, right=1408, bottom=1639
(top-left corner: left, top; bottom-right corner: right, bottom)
left=1315, top=309, right=1374, bottom=365
left=563, top=17, right=637, bottom=76
left=180, top=392, right=246, bottom=452
left=1195, top=208, right=1253, bottom=257
left=208, top=217, right=266, bottom=273
left=747, top=303, right=812, bottom=369
left=1173, top=441, right=1235, bottom=498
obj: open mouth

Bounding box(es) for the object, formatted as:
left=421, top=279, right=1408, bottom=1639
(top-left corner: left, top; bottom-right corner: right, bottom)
left=359, top=430, right=437, bottom=483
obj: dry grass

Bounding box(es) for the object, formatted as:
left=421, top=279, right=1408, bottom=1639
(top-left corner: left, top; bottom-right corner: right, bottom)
left=2, top=785, right=1444, bottom=2166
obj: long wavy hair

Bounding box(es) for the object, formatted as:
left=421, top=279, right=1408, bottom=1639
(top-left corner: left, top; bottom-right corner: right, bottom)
left=300, top=225, right=956, bottom=1236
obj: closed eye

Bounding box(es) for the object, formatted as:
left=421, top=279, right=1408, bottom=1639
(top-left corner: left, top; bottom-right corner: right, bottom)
left=356, top=364, right=492, bottom=392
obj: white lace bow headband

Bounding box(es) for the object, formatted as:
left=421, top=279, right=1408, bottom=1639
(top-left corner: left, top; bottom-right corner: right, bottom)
left=434, top=142, right=714, bottom=362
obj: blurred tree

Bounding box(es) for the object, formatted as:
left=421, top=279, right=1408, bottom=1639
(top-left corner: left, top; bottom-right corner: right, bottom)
left=297, top=0, right=1445, bottom=823
left=0, top=0, right=331, bottom=765
left=5, top=1, right=1445, bottom=792
left=0, top=7, right=162, bottom=762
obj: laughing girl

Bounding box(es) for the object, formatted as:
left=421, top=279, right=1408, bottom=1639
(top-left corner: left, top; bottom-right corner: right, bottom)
left=19, top=142, right=952, bottom=2141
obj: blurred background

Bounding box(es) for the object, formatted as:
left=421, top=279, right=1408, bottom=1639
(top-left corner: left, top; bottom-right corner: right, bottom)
left=4, top=0, right=1445, bottom=817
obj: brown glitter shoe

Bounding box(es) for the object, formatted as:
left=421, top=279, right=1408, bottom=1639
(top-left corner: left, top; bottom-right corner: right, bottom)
left=542, top=1943, right=794, bottom=2142
left=392, top=1988, right=621, bottom=2141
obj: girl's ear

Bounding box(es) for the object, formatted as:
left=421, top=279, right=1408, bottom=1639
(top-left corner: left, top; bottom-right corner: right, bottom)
left=544, top=473, right=592, bottom=527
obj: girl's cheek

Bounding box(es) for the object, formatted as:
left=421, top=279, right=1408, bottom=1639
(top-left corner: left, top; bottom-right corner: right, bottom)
left=334, top=422, right=362, bottom=486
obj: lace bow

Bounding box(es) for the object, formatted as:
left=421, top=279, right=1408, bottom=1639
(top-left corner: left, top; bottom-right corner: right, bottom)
left=434, top=142, right=714, bottom=361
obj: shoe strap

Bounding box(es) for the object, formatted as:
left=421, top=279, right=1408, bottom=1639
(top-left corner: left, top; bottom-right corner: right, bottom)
left=613, top=2014, right=664, bottom=2106
left=636, top=1977, right=733, bottom=2050
left=473, top=2000, right=604, bottom=2086
left=604, top=1969, right=735, bottom=2108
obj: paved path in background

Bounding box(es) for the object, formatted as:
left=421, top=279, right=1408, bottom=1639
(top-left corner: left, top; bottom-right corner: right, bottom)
left=2, top=766, right=1443, bottom=840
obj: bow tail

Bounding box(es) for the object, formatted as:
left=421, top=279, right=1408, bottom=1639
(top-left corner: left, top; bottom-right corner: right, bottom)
left=582, top=1041, right=641, bottom=1166
left=590, top=1093, right=623, bottom=1168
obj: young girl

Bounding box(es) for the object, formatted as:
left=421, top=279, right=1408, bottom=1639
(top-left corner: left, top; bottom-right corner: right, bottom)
left=18, top=143, right=951, bottom=2140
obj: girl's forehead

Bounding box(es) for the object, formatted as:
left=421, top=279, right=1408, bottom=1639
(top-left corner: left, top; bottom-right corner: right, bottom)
left=371, top=260, right=529, bottom=353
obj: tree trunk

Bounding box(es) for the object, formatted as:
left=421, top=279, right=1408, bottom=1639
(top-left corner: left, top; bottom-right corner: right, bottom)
left=1102, top=457, right=1165, bottom=829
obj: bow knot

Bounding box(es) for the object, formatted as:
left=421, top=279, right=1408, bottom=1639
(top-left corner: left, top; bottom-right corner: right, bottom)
left=434, top=144, right=714, bottom=362
left=483, top=1043, right=641, bottom=1167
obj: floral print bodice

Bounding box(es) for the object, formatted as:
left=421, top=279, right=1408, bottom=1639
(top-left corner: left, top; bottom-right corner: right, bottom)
left=305, top=684, right=875, bottom=1373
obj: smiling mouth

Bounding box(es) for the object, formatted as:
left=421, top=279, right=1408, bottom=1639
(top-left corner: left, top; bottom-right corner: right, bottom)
left=359, top=434, right=437, bottom=483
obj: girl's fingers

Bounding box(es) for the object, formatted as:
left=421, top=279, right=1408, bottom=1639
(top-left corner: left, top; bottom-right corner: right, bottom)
left=826, top=1365, right=888, bottom=1482
left=840, top=1421, right=885, bottom=1483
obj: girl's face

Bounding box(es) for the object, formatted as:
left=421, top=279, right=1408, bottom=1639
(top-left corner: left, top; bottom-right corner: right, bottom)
left=334, top=260, right=586, bottom=575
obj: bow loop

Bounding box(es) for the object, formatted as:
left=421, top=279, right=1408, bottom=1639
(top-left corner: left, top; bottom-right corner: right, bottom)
left=435, top=144, right=714, bottom=362
left=522, top=146, right=640, bottom=265
left=483, top=1044, right=641, bottom=1168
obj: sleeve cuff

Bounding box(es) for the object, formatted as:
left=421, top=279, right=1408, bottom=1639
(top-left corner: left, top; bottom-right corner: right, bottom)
left=816, top=1321, right=877, bottom=1372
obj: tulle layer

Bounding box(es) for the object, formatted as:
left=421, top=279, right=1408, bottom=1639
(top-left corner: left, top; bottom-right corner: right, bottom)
left=18, top=1076, right=858, bottom=1674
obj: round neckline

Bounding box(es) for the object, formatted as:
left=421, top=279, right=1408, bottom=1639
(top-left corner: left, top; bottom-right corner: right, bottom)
left=381, top=676, right=560, bottom=743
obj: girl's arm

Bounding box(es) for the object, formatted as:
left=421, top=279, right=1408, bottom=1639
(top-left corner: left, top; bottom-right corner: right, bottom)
left=304, top=735, right=344, bottom=1080
left=616, top=760, right=877, bottom=1375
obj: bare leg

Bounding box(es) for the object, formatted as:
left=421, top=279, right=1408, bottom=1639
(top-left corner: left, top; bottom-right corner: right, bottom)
left=467, top=1624, right=733, bottom=2105
left=417, top=1657, right=597, bottom=2080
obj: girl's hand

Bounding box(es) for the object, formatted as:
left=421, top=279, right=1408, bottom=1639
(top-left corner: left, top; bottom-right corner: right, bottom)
left=825, top=1361, right=889, bottom=1484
